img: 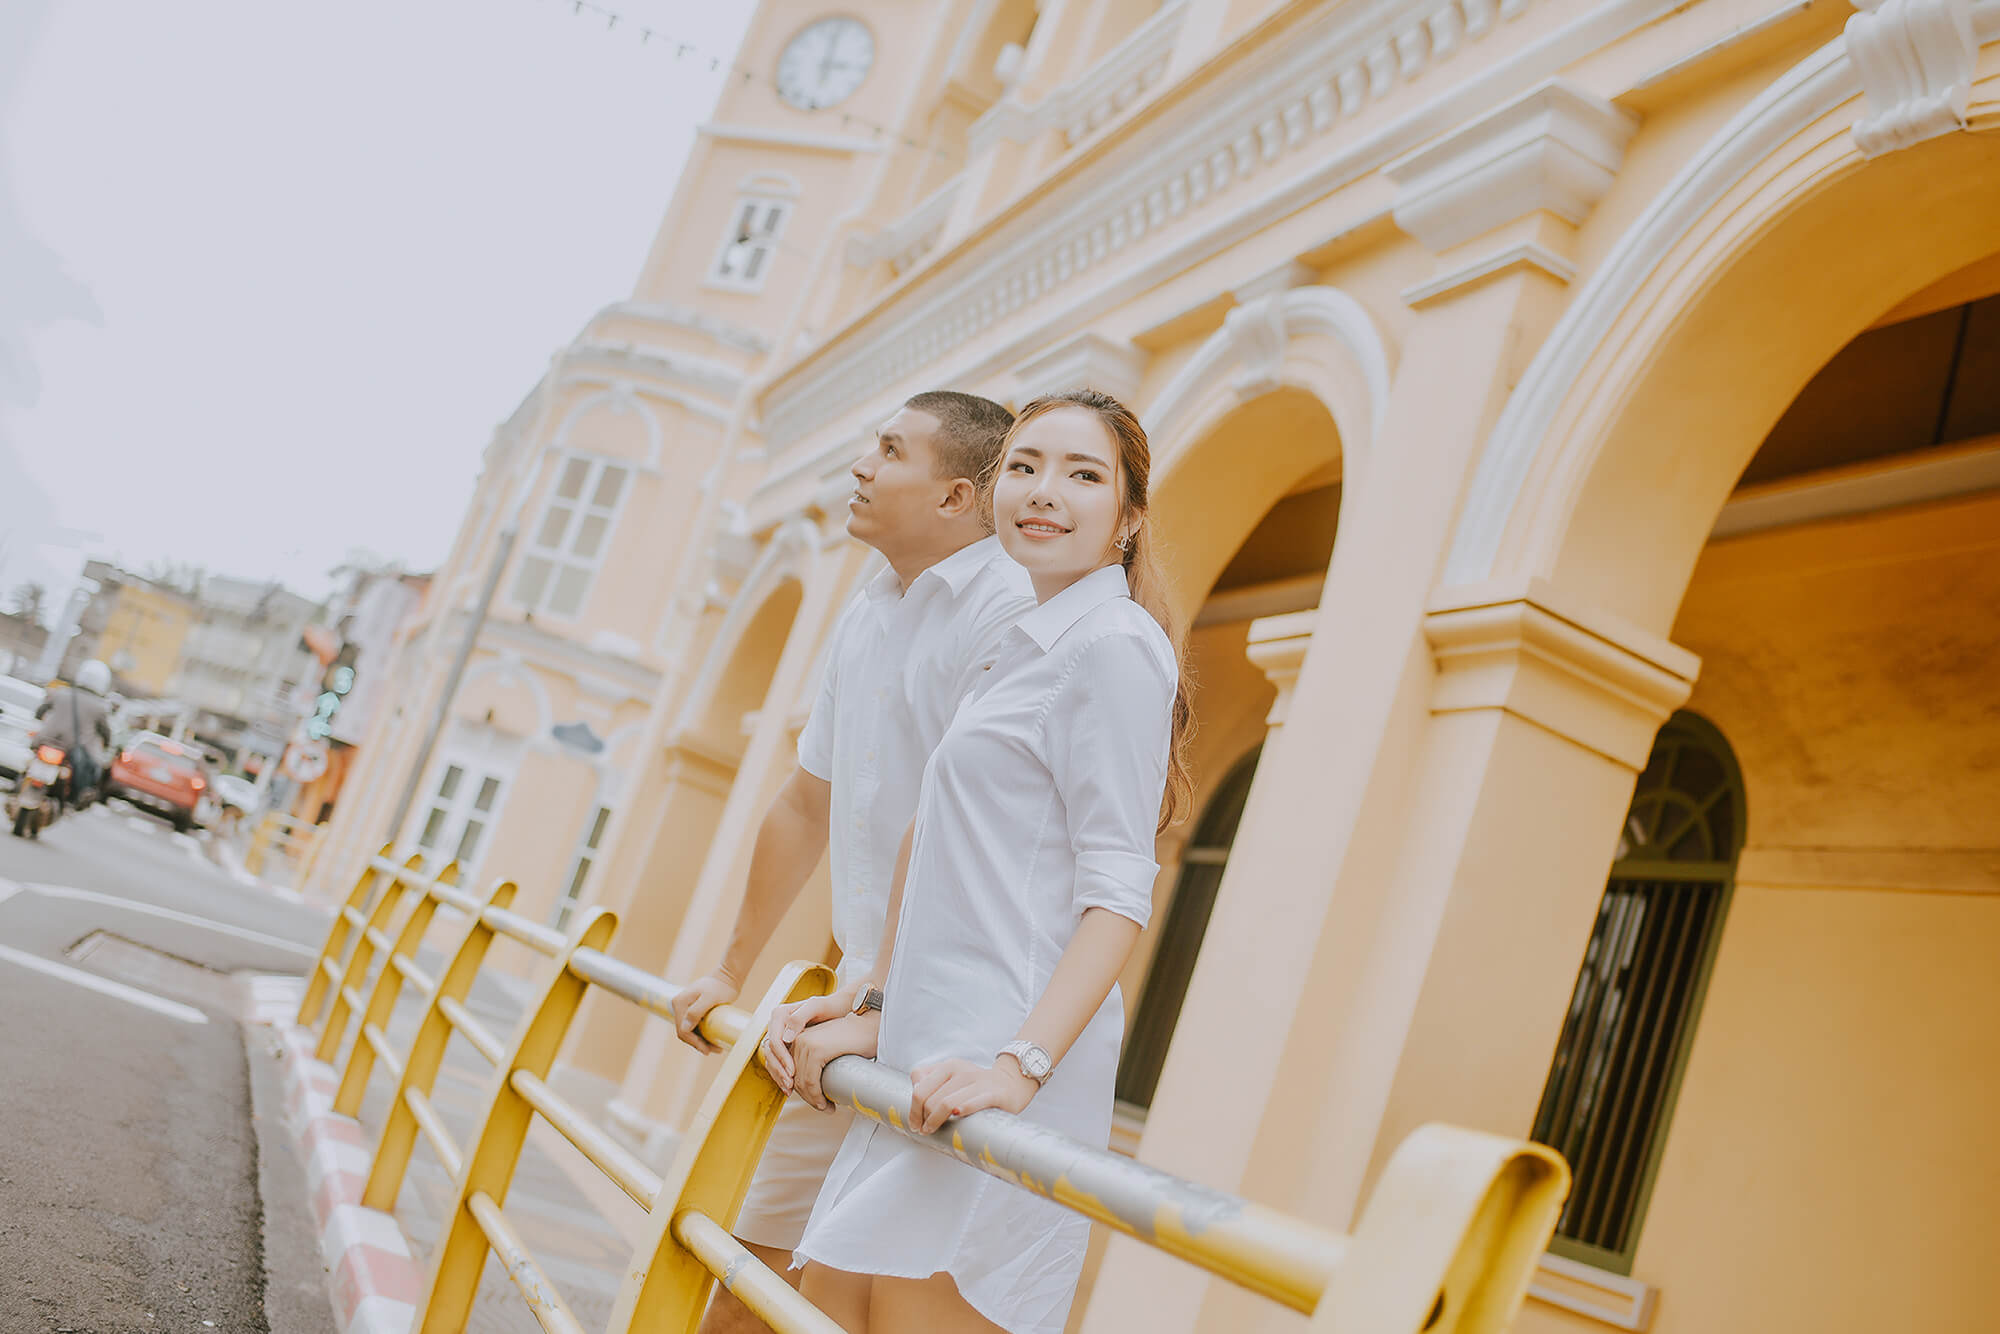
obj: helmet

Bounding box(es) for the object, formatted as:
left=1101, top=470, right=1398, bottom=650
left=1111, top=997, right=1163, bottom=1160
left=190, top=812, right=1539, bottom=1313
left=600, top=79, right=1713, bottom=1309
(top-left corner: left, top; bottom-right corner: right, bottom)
left=76, top=660, right=112, bottom=694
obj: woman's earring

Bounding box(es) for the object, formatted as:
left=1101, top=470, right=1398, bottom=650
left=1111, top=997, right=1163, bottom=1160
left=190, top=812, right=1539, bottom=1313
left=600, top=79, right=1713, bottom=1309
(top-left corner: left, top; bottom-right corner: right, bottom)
left=1114, top=533, right=1133, bottom=552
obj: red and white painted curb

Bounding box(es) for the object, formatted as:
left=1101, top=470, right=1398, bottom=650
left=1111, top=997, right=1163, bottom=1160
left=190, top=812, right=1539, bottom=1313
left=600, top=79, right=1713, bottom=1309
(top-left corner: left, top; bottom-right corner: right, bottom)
left=259, top=984, right=426, bottom=1334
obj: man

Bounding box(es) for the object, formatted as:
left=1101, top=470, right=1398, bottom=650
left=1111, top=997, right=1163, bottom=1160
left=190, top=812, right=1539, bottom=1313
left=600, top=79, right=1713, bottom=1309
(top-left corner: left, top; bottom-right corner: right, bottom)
left=671, top=390, right=1033, bottom=1332
left=33, top=658, right=116, bottom=806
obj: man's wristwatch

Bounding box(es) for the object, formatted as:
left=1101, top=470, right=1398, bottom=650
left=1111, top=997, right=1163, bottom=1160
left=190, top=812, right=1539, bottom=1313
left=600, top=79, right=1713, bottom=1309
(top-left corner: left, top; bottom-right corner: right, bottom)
left=850, top=985, right=884, bottom=1017
left=998, top=1039, right=1053, bottom=1085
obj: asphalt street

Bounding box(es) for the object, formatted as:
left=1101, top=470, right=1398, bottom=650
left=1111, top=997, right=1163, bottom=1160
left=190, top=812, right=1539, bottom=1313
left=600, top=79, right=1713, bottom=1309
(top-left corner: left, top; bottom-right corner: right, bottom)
left=0, top=800, right=336, bottom=1334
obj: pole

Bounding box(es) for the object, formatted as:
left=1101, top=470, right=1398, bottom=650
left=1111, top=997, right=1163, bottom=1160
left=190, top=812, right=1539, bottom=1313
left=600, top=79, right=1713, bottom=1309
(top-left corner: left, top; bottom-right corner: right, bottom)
left=378, top=525, right=517, bottom=856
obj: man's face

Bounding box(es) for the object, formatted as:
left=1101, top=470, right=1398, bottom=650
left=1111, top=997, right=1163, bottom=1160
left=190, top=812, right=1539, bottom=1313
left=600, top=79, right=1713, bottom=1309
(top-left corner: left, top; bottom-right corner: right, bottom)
left=846, top=406, right=947, bottom=553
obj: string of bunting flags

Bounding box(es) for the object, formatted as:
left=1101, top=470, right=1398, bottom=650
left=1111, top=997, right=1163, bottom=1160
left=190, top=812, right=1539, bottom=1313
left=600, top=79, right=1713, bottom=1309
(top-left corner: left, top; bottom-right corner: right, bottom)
left=532, top=0, right=960, bottom=162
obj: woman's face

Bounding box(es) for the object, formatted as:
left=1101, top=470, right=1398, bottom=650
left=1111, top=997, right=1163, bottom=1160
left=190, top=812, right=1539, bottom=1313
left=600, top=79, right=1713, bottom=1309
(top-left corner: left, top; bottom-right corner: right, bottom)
left=993, top=406, right=1132, bottom=599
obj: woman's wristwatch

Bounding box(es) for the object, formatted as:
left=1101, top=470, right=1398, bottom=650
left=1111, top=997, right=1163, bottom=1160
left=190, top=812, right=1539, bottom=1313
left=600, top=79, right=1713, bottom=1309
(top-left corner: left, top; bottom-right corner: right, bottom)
left=998, top=1039, right=1053, bottom=1085
left=850, top=985, right=884, bottom=1017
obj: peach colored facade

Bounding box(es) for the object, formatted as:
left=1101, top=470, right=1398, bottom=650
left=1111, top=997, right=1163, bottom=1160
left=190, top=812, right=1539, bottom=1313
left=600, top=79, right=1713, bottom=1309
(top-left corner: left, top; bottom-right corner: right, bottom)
left=313, top=1, right=2000, bottom=1330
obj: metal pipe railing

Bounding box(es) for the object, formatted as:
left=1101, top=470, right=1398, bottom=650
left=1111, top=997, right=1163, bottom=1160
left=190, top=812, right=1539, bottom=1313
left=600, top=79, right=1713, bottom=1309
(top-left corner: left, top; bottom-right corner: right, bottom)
left=291, top=842, right=1568, bottom=1334
left=817, top=1053, right=1344, bottom=1313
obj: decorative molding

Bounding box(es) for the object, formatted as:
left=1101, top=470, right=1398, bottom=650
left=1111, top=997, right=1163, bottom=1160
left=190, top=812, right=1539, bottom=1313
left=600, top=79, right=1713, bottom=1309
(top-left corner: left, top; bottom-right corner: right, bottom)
left=1423, top=577, right=1698, bottom=769
left=1444, top=39, right=1862, bottom=586
left=561, top=339, right=745, bottom=409
left=1846, top=0, right=1978, bottom=156
left=1143, top=285, right=1394, bottom=450
left=1401, top=240, right=1578, bottom=306
left=1712, top=435, right=2000, bottom=536
left=1385, top=79, right=1639, bottom=254
left=846, top=180, right=963, bottom=275
left=473, top=615, right=662, bottom=704
left=970, top=0, right=1189, bottom=155
left=590, top=300, right=771, bottom=355
left=1010, top=331, right=1150, bottom=403
left=1245, top=609, right=1319, bottom=727
left=1529, top=1253, right=1659, bottom=1330
left=696, top=121, right=888, bottom=155
left=551, top=383, right=665, bottom=469
left=759, top=0, right=1689, bottom=454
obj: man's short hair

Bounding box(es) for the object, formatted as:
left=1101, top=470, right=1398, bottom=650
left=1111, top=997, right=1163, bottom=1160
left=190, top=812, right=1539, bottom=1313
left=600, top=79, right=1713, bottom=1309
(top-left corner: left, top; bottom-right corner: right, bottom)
left=905, top=390, right=1014, bottom=485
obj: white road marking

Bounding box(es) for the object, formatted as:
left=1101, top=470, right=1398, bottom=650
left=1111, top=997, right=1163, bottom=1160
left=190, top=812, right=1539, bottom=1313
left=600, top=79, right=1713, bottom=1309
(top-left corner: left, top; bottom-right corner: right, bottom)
left=0, top=941, right=208, bottom=1024
left=20, top=883, right=319, bottom=958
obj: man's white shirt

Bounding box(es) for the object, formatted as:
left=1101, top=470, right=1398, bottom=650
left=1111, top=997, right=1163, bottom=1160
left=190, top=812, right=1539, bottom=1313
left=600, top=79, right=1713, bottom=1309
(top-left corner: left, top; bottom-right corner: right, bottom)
left=796, top=535, right=1035, bottom=985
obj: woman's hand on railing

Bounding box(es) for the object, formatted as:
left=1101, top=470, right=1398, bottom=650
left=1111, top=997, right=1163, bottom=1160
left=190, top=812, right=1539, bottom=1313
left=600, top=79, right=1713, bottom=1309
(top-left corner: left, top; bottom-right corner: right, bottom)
left=777, top=1011, right=880, bottom=1111
left=908, top=1058, right=1038, bottom=1135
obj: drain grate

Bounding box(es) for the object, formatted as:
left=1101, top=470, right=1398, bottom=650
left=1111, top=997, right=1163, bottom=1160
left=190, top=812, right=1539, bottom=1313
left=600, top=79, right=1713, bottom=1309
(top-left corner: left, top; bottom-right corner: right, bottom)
left=67, top=931, right=246, bottom=1018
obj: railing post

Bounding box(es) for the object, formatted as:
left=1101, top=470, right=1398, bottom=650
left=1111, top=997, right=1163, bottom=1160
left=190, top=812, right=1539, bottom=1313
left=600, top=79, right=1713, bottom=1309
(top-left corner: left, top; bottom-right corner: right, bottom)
left=1309, top=1125, right=1568, bottom=1334
left=315, top=853, right=425, bottom=1064
left=362, top=876, right=520, bottom=1212
left=297, top=843, right=391, bottom=1029
left=333, top=860, right=460, bottom=1116
left=246, top=813, right=274, bottom=876
left=412, top=906, right=621, bottom=1334
left=607, top=959, right=836, bottom=1334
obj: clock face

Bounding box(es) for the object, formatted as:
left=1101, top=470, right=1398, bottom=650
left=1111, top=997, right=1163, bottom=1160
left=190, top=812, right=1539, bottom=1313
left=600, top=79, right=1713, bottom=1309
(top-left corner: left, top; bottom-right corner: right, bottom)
left=775, top=16, right=875, bottom=111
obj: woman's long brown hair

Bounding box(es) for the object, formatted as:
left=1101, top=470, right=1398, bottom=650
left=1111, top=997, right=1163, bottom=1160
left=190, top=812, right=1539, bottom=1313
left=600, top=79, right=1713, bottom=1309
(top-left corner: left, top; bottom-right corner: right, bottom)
left=995, top=388, right=1194, bottom=831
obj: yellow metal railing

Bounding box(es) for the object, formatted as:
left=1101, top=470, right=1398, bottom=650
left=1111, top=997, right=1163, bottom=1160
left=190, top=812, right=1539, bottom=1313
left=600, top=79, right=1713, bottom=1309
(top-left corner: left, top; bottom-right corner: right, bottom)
left=295, top=847, right=1572, bottom=1334
left=245, top=808, right=329, bottom=887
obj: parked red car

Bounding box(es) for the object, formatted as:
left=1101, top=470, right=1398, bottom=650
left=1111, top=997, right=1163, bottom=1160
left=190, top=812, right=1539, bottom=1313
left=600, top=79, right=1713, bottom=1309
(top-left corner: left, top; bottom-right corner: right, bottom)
left=110, top=734, right=212, bottom=833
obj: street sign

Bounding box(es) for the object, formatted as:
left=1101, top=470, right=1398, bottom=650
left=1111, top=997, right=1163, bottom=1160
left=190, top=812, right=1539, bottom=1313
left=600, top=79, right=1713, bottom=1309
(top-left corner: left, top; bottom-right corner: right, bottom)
left=283, top=739, right=329, bottom=783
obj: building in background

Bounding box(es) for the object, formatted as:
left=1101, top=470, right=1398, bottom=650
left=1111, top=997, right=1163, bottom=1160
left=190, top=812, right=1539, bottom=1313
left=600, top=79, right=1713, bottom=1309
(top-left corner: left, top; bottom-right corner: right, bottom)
left=93, top=576, right=197, bottom=697
left=312, top=3, right=2000, bottom=1332
left=0, top=611, right=48, bottom=677
left=278, top=561, right=432, bottom=825
left=168, top=575, right=323, bottom=767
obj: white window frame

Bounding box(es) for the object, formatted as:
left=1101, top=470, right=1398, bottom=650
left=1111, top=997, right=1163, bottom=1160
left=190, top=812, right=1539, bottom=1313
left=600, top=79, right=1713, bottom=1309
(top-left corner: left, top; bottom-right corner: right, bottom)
left=511, top=452, right=632, bottom=622
left=408, top=734, right=516, bottom=878
left=551, top=800, right=613, bottom=932
left=706, top=195, right=792, bottom=293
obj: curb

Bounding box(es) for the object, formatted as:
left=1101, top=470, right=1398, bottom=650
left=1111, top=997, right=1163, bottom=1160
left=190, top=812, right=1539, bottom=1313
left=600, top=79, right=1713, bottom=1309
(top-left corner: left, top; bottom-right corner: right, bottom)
left=269, top=1007, right=426, bottom=1334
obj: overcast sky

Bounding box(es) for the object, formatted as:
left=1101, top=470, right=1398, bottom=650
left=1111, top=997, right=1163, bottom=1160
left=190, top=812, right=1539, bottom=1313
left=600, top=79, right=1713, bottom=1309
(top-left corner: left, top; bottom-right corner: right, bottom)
left=1, top=0, right=754, bottom=618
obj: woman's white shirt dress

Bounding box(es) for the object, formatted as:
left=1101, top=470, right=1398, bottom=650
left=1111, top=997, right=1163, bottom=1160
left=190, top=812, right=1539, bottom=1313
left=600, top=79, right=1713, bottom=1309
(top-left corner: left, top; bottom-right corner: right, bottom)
left=794, top=564, right=1175, bottom=1334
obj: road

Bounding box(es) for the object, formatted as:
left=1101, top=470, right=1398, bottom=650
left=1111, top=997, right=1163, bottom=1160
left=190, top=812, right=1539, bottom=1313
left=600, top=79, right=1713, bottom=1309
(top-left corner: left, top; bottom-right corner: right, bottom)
left=0, top=799, right=336, bottom=1333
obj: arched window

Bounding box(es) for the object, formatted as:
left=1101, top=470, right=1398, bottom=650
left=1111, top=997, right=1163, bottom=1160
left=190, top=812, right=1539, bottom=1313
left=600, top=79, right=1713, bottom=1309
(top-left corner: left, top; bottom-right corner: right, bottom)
left=1533, top=711, right=1746, bottom=1272
left=1116, top=744, right=1263, bottom=1111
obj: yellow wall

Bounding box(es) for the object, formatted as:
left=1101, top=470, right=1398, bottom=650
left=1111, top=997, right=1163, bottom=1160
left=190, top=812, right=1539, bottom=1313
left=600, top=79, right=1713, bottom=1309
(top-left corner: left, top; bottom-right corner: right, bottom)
left=1520, top=490, right=2000, bottom=1332
left=99, top=583, right=195, bottom=696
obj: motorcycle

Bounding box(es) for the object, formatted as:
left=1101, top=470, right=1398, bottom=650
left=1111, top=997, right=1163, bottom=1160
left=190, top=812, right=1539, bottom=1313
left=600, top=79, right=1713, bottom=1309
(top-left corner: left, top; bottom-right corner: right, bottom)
left=7, top=743, right=70, bottom=839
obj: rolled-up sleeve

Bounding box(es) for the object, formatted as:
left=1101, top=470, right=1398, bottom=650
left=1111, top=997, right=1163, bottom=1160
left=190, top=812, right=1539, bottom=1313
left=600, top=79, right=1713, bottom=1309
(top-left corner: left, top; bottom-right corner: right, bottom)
left=1046, top=631, right=1173, bottom=928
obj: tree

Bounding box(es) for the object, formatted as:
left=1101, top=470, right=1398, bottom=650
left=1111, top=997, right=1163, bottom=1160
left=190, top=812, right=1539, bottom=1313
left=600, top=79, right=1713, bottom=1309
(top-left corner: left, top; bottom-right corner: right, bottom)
left=6, top=582, right=48, bottom=627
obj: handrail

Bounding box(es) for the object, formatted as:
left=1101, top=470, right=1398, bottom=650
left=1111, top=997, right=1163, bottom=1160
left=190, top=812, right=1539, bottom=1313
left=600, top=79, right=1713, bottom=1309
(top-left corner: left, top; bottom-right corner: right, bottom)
left=818, top=1053, right=1343, bottom=1312
left=290, top=843, right=1570, bottom=1334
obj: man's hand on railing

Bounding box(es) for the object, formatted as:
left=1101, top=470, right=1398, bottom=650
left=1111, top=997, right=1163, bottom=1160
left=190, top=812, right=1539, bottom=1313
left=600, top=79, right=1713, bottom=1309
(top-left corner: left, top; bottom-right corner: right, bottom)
left=768, top=1010, right=879, bottom=1112
left=671, top=972, right=741, bottom=1054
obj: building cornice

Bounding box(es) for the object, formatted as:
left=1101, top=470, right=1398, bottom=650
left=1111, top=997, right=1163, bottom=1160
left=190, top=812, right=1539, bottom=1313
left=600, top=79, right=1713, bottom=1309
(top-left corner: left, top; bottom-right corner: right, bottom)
left=698, top=121, right=889, bottom=155
left=756, top=0, right=1691, bottom=455
left=473, top=614, right=662, bottom=704
left=589, top=300, right=771, bottom=356
left=969, top=0, right=1189, bottom=156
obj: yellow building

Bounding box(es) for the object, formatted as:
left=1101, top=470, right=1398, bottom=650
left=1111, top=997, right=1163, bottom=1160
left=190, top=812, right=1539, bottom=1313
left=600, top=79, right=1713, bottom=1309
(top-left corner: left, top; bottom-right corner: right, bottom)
left=98, top=578, right=196, bottom=697
left=316, top=1, right=2000, bottom=1330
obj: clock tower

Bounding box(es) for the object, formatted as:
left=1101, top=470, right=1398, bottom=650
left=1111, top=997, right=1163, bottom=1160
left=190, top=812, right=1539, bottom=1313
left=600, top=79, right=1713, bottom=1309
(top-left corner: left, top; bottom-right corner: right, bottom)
left=627, top=1, right=960, bottom=369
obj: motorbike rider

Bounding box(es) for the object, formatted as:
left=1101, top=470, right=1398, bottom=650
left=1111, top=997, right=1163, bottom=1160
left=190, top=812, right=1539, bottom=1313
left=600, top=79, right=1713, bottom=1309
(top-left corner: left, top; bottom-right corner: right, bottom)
left=33, top=659, right=116, bottom=808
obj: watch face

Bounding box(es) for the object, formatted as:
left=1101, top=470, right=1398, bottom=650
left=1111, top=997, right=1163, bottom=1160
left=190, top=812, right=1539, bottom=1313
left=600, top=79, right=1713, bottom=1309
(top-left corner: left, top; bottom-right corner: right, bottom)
left=775, top=16, right=875, bottom=111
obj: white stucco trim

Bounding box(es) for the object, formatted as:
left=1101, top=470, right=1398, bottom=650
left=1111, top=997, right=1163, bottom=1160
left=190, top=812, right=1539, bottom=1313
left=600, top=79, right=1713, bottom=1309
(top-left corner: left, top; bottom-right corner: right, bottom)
left=1442, top=2, right=2000, bottom=586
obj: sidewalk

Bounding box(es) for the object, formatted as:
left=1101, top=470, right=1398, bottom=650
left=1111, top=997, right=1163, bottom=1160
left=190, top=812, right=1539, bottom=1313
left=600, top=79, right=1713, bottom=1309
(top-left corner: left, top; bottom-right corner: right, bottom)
left=262, top=934, right=640, bottom=1334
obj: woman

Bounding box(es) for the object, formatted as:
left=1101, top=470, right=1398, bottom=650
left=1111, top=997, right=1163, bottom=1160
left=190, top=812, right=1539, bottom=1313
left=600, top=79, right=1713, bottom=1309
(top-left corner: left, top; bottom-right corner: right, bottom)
left=787, top=389, right=1194, bottom=1334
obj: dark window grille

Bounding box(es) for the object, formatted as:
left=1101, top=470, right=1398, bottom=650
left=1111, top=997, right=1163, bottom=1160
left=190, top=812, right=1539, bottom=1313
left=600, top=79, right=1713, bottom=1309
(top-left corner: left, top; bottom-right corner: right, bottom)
left=1532, top=713, right=1745, bottom=1272
left=1116, top=745, right=1263, bottom=1111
